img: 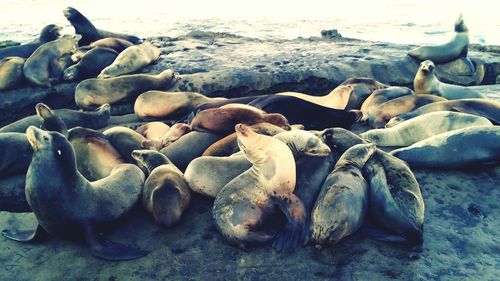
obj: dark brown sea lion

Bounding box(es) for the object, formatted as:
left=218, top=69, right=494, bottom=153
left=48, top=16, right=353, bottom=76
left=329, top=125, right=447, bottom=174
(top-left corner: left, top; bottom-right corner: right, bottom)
left=0, top=24, right=62, bottom=60
left=63, top=47, right=118, bottom=81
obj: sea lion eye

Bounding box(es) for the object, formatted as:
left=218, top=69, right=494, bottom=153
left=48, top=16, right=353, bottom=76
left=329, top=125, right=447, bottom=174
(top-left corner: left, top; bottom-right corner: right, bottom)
left=57, top=149, right=62, bottom=156
left=43, top=136, right=49, bottom=141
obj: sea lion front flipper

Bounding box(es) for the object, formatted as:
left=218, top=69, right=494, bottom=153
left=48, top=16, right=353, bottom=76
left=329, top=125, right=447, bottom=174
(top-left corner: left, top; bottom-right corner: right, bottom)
left=270, top=192, right=308, bottom=251
left=82, top=220, right=148, bottom=261
left=2, top=224, right=48, bottom=242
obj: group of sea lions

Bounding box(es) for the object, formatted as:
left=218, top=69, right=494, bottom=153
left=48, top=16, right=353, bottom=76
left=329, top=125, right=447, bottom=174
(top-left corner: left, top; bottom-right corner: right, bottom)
left=0, top=10, right=499, bottom=260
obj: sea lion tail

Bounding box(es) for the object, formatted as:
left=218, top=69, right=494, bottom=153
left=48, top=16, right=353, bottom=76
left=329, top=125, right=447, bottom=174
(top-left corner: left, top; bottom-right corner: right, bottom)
left=270, top=192, right=309, bottom=251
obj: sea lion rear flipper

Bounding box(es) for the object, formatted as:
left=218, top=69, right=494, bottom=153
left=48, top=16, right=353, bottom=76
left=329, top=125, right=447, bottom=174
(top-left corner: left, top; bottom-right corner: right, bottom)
left=270, top=192, right=308, bottom=251
left=2, top=224, right=48, bottom=242
left=361, top=219, right=422, bottom=246
left=82, top=220, right=148, bottom=261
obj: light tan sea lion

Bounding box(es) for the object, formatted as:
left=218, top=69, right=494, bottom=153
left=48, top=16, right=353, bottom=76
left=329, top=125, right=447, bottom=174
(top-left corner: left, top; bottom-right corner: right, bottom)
left=141, top=123, right=192, bottom=151
left=408, top=14, right=469, bottom=64
left=362, top=111, right=493, bottom=146
left=132, top=150, right=191, bottom=227
left=277, top=85, right=354, bottom=110
left=213, top=124, right=308, bottom=251
left=134, top=91, right=227, bottom=119
left=311, top=143, right=376, bottom=246
left=0, top=56, right=25, bottom=90
left=90, top=37, right=133, bottom=53
left=23, top=34, right=81, bottom=87
left=75, top=69, right=178, bottom=109
left=368, top=94, right=447, bottom=128
left=360, top=87, right=414, bottom=122
left=339, top=77, right=390, bottom=109
left=414, top=60, right=484, bottom=99
left=98, top=42, right=160, bottom=78
left=136, top=121, right=171, bottom=140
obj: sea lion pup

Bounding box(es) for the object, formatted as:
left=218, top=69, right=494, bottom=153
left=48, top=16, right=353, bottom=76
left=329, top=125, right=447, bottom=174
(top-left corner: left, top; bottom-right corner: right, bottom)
left=408, top=13, right=469, bottom=64
left=191, top=104, right=290, bottom=133
left=391, top=126, right=500, bottom=169
left=90, top=37, right=134, bottom=53
left=75, top=69, right=178, bottom=109
left=2, top=126, right=146, bottom=261
left=131, top=150, right=191, bottom=227
left=63, top=7, right=141, bottom=46
left=339, top=77, right=390, bottom=109
left=277, top=85, right=354, bottom=110
left=160, top=131, right=224, bottom=171
left=368, top=94, right=447, bottom=128
left=186, top=129, right=331, bottom=198
left=202, top=122, right=287, bottom=157
left=248, top=95, right=360, bottom=130
left=360, top=87, right=414, bottom=122
left=23, top=34, right=81, bottom=87
left=136, top=121, right=171, bottom=140
left=63, top=47, right=118, bottom=81
left=0, top=24, right=62, bottom=60
left=311, top=143, right=376, bottom=246
left=0, top=103, right=111, bottom=133
left=0, top=56, right=25, bottom=91
left=386, top=99, right=500, bottom=127
left=362, top=111, right=493, bottom=147
left=134, top=91, right=228, bottom=119
left=98, top=43, right=160, bottom=78
left=414, top=60, right=484, bottom=99
left=68, top=127, right=125, bottom=181
left=141, top=123, right=192, bottom=151
left=102, top=126, right=146, bottom=163
left=213, top=124, right=308, bottom=251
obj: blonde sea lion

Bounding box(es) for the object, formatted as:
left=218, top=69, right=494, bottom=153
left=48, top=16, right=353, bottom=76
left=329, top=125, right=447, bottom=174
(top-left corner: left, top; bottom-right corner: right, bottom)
left=311, top=143, right=376, bottom=246
left=134, top=91, right=227, bottom=119
left=368, top=94, right=447, bottom=128
left=90, top=37, right=134, bottom=53
left=2, top=126, right=146, bottom=261
left=141, top=123, right=192, bottom=151
left=277, top=85, right=354, bottom=110
left=360, top=87, right=414, bottom=122
left=132, top=150, right=191, bottom=227
left=75, top=69, right=178, bottom=109
left=414, top=60, right=484, bottom=99
left=339, top=77, right=390, bottom=109
left=362, top=111, right=493, bottom=146
left=98, top=43, right=160, bottom=78
left=213, top=124, right=308, bottom=251
left=136, top=121, right=171, bottom=140
left=0, top=56, right=25, bottom=91
left=23, top=34, right=81, bottom=87
left=391, top=126, right=500, bottom=168
left=408, top=14, right=469, bottom=64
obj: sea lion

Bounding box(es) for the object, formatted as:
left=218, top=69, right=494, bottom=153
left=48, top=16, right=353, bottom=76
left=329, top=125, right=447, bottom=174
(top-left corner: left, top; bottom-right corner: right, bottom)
left=0, top=56, right=25, bottom=91
left=363, top=111, right=493, bottom=146
left=64, top=7, right=141, bottom=46
left=248, top=95, right=361, bottom=130
left=0, top=24, right=62, bottom=60
left=0, top=174, right=28, bottom=212
left=277, top=85, right=354, bottom=110
left=141, top=123, right=192, bottom=151
left=186, top=129, right=331, bottom=198
left=0, top=103, right=111, bottom=133
left=75, top=69, right=178, bottom=109
left=213, top=124, right=308, bottom=250
left=68, top=127, right=125, bottom=181
left=408, top=14, right=469, bottom=64
left=160, top=131, right=224, bottom=171
left=70, top=46, right=93, bottom=62
left=414, top=60, right=484, bottom=99
left=362, top=149, right=425, bottom=244
left=2, top=126, right=147, bottom=261
left=368, top=94, right=447, bottom=128
left=391, top=126, right=500, bottom=168
left=134, top=91, right=228, bottom=119
left=360, top=87, right=414, bottom=122
left=311, top=143, right=376, bottom=246
left=102, top=126, right=146, bottom=163
left=190, top=104, right=290, bottom=133
left=202, top=122, right=287, bottom=157
left=98, top=43, right=160, bottom=78
left=23, top=34, right=81, bottom=87
left=131, top=150, right=191, bottom=227
left=339, top=77, right=390, bottom=109
left=386, top=98, right=500, bottom=127
left=63, top=47, right=118, bottom=81
left=136, top=121, right=171, bottom=140
left=90, top=37, right=134, bottom=53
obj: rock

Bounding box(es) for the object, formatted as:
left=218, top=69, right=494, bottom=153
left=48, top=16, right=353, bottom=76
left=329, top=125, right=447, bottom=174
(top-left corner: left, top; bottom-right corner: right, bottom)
left=321, top=29, right=342, bottom=39
left=434, top=57, right=485, bottom=86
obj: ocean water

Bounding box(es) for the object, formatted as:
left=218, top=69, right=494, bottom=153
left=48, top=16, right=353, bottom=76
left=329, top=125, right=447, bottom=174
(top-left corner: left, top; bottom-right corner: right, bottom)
left=0, top=0, right=499, bottom=45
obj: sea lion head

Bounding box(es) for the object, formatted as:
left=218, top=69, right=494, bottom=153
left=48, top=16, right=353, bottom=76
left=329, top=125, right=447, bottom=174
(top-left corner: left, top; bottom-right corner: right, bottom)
left=235, top=123, right=269, bottom=163
left=385, top=116, right=404, bottom=128
left=26, top=126, right=69, bottom=157
left=418, top=60, right=435, bottom=75
left=63, top=7, right=80, bottom=20
left=63, top=65, right=79, bottom=81
left=274, top=130, right=331, bottom=157
left=454, top=13, right=468, bottom=32
left=318, top=127, right=367, bottom=154
left=263, top=113, right=291, bottom=130
left=35, top=103, right=68, bottom=137
left=39, top=24, right=62, bottom=42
